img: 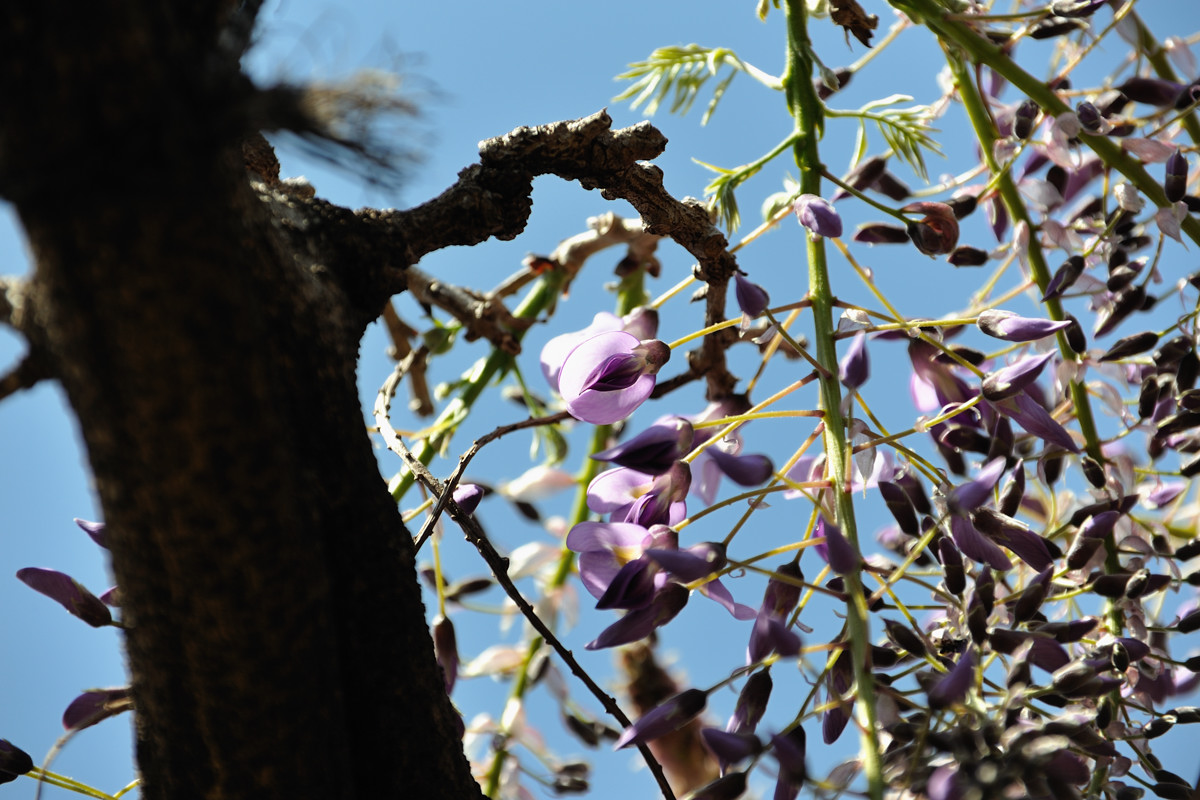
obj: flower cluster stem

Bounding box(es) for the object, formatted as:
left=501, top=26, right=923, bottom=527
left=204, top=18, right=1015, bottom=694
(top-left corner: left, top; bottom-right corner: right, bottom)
left=783, top=3, right=884, bottom=799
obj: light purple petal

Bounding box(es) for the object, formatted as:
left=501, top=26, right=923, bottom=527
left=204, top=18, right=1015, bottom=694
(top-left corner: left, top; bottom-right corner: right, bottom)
left=565, top=520, right=649, bottom=553
left=540, top=312, right=622, bottom=391
left=586, top=469, right=655, bottom=513
left=74, top=518, right=108, bottom=549
left=839, top=332, right=869, bottom=390
left=977, top=309, right=1072, bottom=342
left=707, top=448, right=774, bottom=487
left=701, top=578, right=757, bottom=620
left=558, top=332, right=660, bottom=425
left=793, top=194, right=843, bottom=238
left=981, top=351, right=1055, bottom=401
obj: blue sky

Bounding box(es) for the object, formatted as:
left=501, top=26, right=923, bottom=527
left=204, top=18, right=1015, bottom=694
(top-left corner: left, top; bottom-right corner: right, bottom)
left=2, top=1, right=1198, bottom=798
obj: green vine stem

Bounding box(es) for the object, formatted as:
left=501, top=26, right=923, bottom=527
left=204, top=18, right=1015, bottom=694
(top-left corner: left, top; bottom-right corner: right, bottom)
left=783, top=3, right=884, bottom=799
left=888, top=0, right=1200, bottom=248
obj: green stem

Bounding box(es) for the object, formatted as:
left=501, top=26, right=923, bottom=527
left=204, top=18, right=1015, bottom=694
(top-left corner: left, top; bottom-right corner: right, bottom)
left=887, top=0, right=1200, bottom=248
left=783, top=4, right=884, bottom=799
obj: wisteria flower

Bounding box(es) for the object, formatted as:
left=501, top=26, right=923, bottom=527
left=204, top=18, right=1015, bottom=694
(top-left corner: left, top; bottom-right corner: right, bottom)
left=539, top=309, right=658, bottom=392
left=566, top=521, right=674, bottom=601
left=75, top=517, right=107, bottom=549
left=977, top=309, right=1072, bottom=342
left=614, top=688, right=708, bottom=749
left=586, top=583, right=689, bottom=650
left=586, top=463, right=689, bottom=527
left=62, top=687, right=134, bottom=732
left=16, top=567, right=113, bottom=627
left=793, top=194, right=843, bottom=238
left=0, top=740, right=32, bottom=785
left=557, top=332, right=670, bottom=424
left=591, top=416, right=694, bottom=476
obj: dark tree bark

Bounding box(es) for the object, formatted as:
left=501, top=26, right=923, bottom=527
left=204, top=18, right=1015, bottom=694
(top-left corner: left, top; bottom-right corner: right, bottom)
left=0, top=4, right=478, bottom=799
left=0, top=4, right=738, bottom=799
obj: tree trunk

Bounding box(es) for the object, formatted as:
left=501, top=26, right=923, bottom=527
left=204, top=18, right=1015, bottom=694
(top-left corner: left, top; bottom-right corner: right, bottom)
left=0, top=4, right=479, bottom=799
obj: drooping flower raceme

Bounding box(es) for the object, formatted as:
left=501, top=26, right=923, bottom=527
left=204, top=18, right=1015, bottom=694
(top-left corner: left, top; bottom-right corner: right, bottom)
left=557, top=332, right=670, bottom=425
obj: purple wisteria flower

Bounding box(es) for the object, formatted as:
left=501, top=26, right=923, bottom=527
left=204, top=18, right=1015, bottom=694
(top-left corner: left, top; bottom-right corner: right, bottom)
left=946, top=457, right=1007, bottom=515
left=839, top=332, right=869, bottom=391
left=587, top=463, right=689, bottom=527
left=981, top=351, right=1055, bottom=401
left=75, top=518, right=107, bottom=549
left=614, top=687, right=708, bottom=749
left=566, top=521, right=674, bottom=601
left=977, top=309, right=1072, bottom=342
left=793, top=194, right=843, bottom=238
left=591, top=416, right=694, bottom=475
left=557, top=332, right=670, bottom=424
left=62, top=687, right=133, bottom=731
left=734, top=272, right=771, bottom=318
left=451, top=483, right=483, bottom=515
left=727, top=669, right=773, bottom=735
left=770, top=727, right=808, bottom=800
left=700, top=728, right=763, bottom=772
left=987, top=392, right=1079, bottom=452
left=586, top=583, right=690, bottom=650
left=747, top=560, right=804, bottom=664
left=539, top=309, right=658, bottom=391
left=16, top=567, right=113, bottom=627
left=816, top=515, right=858, bottom=575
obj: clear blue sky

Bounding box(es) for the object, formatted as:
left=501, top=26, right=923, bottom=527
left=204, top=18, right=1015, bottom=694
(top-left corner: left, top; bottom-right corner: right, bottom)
left=1, top=1, right=1197, bottom=798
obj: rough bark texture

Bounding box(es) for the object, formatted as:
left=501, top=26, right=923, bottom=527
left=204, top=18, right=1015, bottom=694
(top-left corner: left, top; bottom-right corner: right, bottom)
left=0, top=4, right=478, bottom=799
left=0, top=4, right=745, bottom=799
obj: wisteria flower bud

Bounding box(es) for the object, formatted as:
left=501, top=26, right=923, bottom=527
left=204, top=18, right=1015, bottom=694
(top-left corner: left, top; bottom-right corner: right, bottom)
left=904, top=202, right=959, bottom=256
left=853, top=223, right=909, bottom=244
left=451, top=483, right=483, bottom=515
left=733, top=272, right=771, bottom=318
left=586, top=583, right=689, bottom=649
left=1118, top=76, right=1183, bottom=107
left=1042, top=254, right=1084, bottom=300
left=62, top=687, right=134, bottom=731
left=927, top=648, right=976, bottom=709
left=947, top=245, right=989, bottom=267
left=592, top=416, right=694, bottom=476
left=727, top=669, right=773, bottom=735
left=793, top=194, right=843, bottom=238
left=1013, top=99, right=1040, bottom=140
left=432, top=614, right=459, bottom=693
left=838, top=332, right=869, bottom=391
left=0, top=740, right=33, bottom=784
left=1165, top=149, right=1188, bottom=203
left=17, top=567, right=113, bottom=627
left=770, top=726, right=808, bottom=795
left=833, top=156, right=887, bottom=201
left=977, top=309, right=1072, bottom=342
left=614, top=687, right=708, bottom=749
left=981, top=351, right=1055, bottom=401
left=1075, top=101, right=1106, bottom=133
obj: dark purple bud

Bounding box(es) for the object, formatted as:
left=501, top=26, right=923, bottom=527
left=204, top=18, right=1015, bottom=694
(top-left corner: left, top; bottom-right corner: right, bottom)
left=879, top=482, right=919, bottom=536
left=833, top=156, right=888, bottom=201
left=700, top=728, right=762, bottom=771
left=822, top=654, right=853, bottom=744
left=74, top=518, right=108, bottom=549
left=904, top=202, right=959, bottom=256
left=733, top=272, right=771, bottom=319
left=432, top=614, right=459, bottom=693
left=895, top=470, right=932, bottom=515
left=17, top=567, right=113, bottom=627
left=928, top=648, right=976, bottom=709
left=614, top=688, right=708, bottom=749
left=707, top=448, right=774, bottom=487
left=761, top=560, right=804, bottom=618
left=1042, top=255, right=1084, bottom=300
left=592, top=417, right=694, bottom=476
left=946, top=193, right=978, bottom=219
left=586, top=584, right=689, bottom=649
left=1075, top=101, right=1104, bottom=132
left=646, top=542, right=727, bottom=583
left=770, top=726, right=808, bottom=789
left=873, top=171, right=911, bottom=201
left=727, top=670, right=773, bottom=735
left=0, top=741, right=32, bottom=785
left=971, top=508, right=1053, bottom=571
left=948, top=515, right=1011, bottom=571
left=1028, top=16, right=1085, bottom=39
left=816, top=67, right=853, bottom=100
left=793, top=194, right=843, bottom=238
left=1081, top=456, right=1106, bottom=488
left=62, top=687, right=133, bottom=731
left=1063, top=314, right=1087, bottom=354
left=997, top=462, right=1024, bottom=517
left=1178, top=608, right=1200, bottom=634
left=1094, top=285, right=1145, bottom=337
left=1165, top=149, right=1188, bottom=204
left=947, top=245, right=989, bottom=267
left=1119, top=77, right=1184, bottom=107
left=939, top=537, right=966, bottom=595
left=451, top=483, right=483, bottom=515
left=1014, top=99, right=1039, bottom=139
left=838, top=333, right=869, bottom=391
left=818, top=516, right=858, bottom=575
left=1099, top=330, right=1159, bottom=362
left=852, top=223, right=910, bottom=244
left=977, top=309, right=1072, bottom=342
left=981, top=351, right=1054, bottom=401
left=883, top=618, right=927, bottom=657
